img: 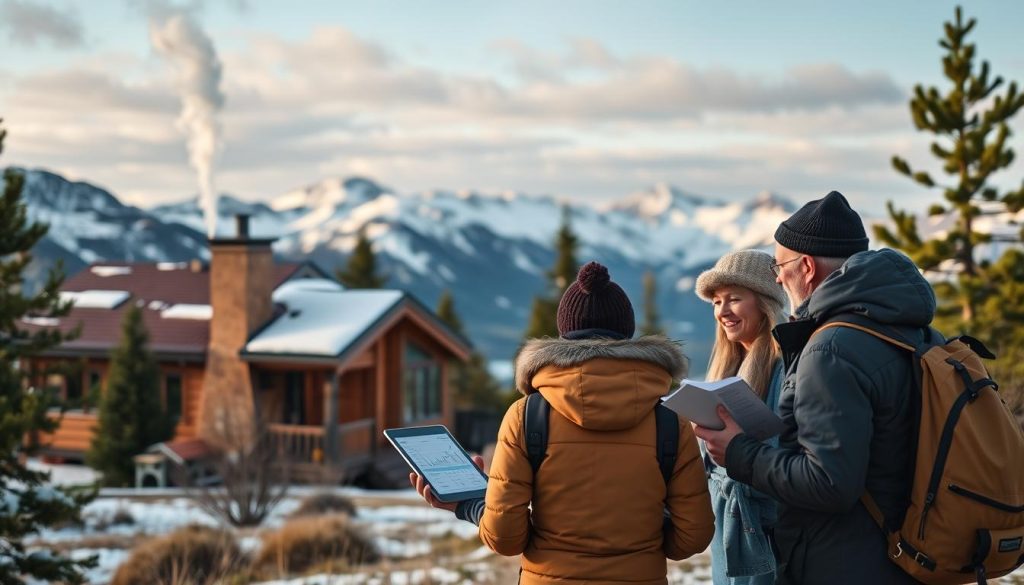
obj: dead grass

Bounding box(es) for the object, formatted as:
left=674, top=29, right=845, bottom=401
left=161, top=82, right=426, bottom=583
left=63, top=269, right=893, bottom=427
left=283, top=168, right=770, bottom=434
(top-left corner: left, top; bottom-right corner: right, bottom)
left=427, top=529, right=485, bottom=558
left=289, top=492, right=357, bottom=519
left=47, top=533, right=138, bottom=553
left=110, top=525, right=246, bottom=585
left=252, top=513, right=379, bottom=579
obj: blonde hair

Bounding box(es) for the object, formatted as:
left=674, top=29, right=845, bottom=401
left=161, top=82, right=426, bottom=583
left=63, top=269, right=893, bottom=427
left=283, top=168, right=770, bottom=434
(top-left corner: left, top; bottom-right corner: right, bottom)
left=706, top=290, right=785, bottom=399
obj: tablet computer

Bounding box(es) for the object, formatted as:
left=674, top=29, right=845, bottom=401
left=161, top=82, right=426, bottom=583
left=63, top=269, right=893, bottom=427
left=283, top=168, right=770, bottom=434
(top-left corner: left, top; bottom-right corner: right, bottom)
left=383, top=425, right=488, bottom=503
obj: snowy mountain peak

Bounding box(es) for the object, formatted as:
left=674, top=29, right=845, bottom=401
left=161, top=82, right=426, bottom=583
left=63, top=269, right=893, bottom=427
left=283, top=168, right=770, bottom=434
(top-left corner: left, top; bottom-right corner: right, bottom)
left=746, top=190, right=797, bottom=213
left=270, top=176, right=390, bottom=214
left=10, top=168, right=122, bottom=213
left=611, top=182, right=707, bottom=219
left=9, top=165, right=809, bottom=362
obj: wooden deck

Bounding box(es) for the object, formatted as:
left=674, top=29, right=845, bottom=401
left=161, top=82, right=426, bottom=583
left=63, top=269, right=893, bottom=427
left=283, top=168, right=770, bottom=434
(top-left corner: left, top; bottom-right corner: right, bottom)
left=35, top=411, right=98, bottom=459
left=267, top=418, right=376, bottom=482
left=34, top=411, right=378, bottom=484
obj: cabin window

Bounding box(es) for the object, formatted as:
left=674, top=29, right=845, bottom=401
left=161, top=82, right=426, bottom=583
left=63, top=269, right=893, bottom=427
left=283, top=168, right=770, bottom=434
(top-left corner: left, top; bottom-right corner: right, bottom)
left=86, top=370, right=102, bottom=410
left=403, top=342, right=442, bottom=423
left=165, top=373, right=183, bottom=423
left=284, top=371, right=306, bottom=425
left=44, top=373, right=64, bottom=400
left=65, top=371, right=83, bottom=405
left=88, top=370, right=102, bottom=392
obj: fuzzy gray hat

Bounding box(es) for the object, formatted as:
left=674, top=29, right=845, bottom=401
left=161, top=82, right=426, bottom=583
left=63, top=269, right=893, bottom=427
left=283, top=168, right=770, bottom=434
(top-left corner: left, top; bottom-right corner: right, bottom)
left=695, top=249, right=787, bottom=309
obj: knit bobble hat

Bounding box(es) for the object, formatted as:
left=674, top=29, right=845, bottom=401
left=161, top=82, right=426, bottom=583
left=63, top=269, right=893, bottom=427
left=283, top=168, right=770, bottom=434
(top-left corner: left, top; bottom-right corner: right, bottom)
left=773, top=190, right=869, bottom=257
left=556, top=261, right=635, bottom=340
left=695, top=249, right=786, bottom=310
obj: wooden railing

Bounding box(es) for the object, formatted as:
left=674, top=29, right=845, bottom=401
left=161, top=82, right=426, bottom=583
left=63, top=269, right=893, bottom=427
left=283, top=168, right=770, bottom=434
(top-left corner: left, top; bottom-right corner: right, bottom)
left=267, top=418, right=375, bottom=469
left=35, top=411, right=99, bottom=456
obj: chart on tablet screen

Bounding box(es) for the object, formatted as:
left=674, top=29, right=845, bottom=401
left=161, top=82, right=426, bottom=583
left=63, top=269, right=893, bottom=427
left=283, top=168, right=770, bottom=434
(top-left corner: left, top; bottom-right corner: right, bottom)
left=395, top=434, right=487, bottom=494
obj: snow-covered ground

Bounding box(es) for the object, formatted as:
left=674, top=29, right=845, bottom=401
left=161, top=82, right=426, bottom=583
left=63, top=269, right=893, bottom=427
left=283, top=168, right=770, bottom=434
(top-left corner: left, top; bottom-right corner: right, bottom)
left=23, top=460, right=1024, bottom=585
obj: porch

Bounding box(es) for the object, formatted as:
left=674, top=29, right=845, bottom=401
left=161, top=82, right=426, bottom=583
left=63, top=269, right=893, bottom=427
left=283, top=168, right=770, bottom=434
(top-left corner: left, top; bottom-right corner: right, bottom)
left=251, top=326, right=453, bottom=484
left=267, top=418, right=376, bottom=481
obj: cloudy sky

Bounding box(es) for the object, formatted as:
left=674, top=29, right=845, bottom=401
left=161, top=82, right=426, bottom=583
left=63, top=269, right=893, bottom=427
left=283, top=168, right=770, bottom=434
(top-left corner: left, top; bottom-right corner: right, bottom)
left=1, top=0, right=1022, bottom=212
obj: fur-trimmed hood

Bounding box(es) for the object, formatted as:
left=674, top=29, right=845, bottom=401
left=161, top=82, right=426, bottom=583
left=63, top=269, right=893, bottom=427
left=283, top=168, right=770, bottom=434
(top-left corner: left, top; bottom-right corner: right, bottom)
left=514, top=336, right=688, bottom=431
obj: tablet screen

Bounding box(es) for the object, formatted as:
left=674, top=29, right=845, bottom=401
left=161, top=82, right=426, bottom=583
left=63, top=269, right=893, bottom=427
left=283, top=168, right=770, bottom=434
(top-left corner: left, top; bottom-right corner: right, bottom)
left=393, top=432, right=487, bottom=496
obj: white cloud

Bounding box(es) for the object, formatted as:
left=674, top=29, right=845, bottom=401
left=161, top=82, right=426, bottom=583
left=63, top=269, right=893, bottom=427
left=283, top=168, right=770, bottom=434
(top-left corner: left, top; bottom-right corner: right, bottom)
left=0, top=0, right=84, bottom=48
left=0, top=25, right=927, bottom=210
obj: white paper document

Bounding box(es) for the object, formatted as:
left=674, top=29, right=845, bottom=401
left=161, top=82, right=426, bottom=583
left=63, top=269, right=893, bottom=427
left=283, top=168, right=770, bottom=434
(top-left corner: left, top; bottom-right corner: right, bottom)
left=661, top=376, right=786, bottom=441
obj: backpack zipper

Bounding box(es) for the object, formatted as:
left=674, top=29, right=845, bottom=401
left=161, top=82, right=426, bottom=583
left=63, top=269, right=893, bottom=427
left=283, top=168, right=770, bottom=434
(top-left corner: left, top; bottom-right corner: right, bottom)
left=948, top=484, right=1024, bottom=513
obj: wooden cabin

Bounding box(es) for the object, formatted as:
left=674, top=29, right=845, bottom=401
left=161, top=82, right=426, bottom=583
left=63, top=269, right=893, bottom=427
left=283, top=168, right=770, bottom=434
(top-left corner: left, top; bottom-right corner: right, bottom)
left=22, top=215, right=471, bottom=482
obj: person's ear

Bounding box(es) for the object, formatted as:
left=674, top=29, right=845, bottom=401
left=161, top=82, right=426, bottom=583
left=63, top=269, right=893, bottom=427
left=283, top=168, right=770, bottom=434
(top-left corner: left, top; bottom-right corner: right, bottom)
left=801, top=255, right=816, bottom=284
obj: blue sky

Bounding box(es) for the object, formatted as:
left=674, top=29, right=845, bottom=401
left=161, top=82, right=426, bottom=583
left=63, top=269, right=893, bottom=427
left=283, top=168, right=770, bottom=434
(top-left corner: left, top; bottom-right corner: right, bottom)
left=1, top=0, right=1022, bottom=212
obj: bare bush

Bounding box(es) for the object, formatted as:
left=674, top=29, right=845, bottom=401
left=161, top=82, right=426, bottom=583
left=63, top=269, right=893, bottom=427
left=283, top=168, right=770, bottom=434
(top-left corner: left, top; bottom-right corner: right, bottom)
left=253, top=513, right=379, bottom=578
left=111, top=525, right=245, bottom=585
left=290, top=492, right=357, bottom=519
left=191, top=415, right=289, bottom=528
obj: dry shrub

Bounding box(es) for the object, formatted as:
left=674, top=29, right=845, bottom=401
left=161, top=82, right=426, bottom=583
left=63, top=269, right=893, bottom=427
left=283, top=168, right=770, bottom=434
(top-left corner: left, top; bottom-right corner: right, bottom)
left=290, top=492, right=357, bottom=519
left=192, top=417, right=289, bottom=528
left=111, top=525, right=245, bottom=585
left=94, top=507, right=135, bottom=531
left=253, top=513, right=378, bottom=578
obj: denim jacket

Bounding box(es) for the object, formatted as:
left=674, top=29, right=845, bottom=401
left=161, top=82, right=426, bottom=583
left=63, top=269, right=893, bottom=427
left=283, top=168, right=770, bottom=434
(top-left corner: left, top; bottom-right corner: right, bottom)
left=704, top=361, right=783, bottom=584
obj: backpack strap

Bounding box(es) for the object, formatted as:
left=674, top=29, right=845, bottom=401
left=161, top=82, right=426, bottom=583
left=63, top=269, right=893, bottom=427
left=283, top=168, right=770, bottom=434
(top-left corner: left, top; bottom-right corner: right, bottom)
left=523, top=392, right=678, bottom=486
left=815, top=321, right=916, bottom=353
left=523, top=392, right=550, bottom=474
left=654, top=403, right=679, bottom=485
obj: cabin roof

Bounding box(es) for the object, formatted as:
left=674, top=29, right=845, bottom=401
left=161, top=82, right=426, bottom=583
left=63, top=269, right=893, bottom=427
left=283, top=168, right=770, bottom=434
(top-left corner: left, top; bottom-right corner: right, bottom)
left=22, top=261, right=323, bottom=359
left=242, top=278, right=472, bottom=365
left=24, top=262, right=471, bottom=364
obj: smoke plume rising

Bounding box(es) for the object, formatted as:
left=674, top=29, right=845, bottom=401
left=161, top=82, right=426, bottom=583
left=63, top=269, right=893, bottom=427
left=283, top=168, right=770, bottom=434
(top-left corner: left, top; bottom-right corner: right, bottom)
left=150, top=11, right=224, bottom=237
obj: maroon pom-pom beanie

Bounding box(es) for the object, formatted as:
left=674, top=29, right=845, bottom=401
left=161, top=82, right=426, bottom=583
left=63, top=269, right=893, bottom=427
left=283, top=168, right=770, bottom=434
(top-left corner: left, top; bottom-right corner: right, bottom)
left=556, top=261, right=635, bottom=339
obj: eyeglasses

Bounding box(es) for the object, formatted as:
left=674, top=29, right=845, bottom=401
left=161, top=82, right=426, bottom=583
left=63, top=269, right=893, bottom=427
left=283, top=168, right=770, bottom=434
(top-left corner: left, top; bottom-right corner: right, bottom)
left=770, top=257, right=802, bottom=276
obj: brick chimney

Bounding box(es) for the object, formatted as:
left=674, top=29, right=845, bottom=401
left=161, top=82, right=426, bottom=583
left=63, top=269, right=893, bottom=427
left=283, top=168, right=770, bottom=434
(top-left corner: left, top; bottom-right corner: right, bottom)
left=199, top=214, right=276, bottom=445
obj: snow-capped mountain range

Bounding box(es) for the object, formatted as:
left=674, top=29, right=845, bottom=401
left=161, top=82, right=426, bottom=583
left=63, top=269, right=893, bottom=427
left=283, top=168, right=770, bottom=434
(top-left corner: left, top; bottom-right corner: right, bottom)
left=10, top=168, right=801, bottom=369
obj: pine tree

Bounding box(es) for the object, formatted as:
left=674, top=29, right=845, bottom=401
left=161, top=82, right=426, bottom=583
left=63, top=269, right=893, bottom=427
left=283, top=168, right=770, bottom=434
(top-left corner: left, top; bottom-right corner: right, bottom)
left=435, top=290, right=463, bottom=335
left=336, top=227, right=386, bottom=289
left=523, top=297, right=559, bottom=340
left=876, top=7, right=1024, bottom=413
left=87, top=305, right=174, bottom=486
left=436, top=291, right=505, bottom=412
left=524, top=206, right=579, bottom=339
left=550, top=206, right=580, bottom=292
left=0, top=120, right=95, bottom=583
left=640, top=269, right=664, bottom=337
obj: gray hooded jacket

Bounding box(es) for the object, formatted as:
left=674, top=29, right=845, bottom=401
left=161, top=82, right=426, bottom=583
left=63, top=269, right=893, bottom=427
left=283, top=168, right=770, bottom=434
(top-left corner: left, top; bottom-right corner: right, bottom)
left=725, top=249, right=935, bottom=584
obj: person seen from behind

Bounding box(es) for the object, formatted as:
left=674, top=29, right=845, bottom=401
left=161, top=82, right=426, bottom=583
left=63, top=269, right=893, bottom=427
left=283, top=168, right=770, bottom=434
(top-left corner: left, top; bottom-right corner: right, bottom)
left=412, top=261, right=714, bottom=584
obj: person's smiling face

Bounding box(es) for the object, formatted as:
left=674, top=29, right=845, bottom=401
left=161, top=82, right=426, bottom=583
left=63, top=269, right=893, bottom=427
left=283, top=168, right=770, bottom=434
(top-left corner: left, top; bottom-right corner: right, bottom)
left=712, top=285, right=762, bottom=349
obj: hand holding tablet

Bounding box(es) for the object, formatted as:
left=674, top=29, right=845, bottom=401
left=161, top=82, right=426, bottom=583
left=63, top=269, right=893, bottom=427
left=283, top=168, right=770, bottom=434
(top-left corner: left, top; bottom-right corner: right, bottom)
left=384, top=425, right=488, bottom=503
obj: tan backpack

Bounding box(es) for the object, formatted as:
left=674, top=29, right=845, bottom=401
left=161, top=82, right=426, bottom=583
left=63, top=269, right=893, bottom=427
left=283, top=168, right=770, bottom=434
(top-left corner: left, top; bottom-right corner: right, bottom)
left=817, top=321, right=1024, bottom=584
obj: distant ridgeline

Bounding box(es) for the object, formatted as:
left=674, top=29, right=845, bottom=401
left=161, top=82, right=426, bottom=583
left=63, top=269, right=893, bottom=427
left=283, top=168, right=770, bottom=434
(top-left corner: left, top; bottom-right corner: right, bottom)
left=7, top=166, right=804, bottom=369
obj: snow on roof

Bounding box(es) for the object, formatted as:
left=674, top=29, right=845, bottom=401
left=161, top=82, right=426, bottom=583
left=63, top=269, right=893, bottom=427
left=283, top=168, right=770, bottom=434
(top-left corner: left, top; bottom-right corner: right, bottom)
left=157, top=261, right=188, bottom=271
left=246, top=287, right=402, bottom=356
left=161, top=303, right=213, bottom=320
left=60, top=290, right=130, bottom=309
left=271, top=277, right=344, bottom=299
left=21, top=316, right=60, bottom=327
left=90, top=265, right=133, bottom=277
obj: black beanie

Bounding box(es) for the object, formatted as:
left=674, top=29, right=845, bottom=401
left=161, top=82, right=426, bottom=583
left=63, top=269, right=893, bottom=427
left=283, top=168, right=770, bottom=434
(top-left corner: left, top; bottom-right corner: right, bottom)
left=774, top=190, right=869, bottom=257
left=556, top=261, right=635, bottom=340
